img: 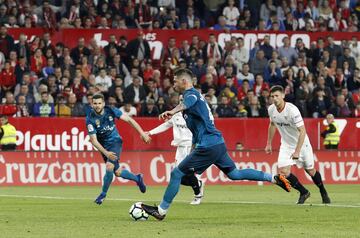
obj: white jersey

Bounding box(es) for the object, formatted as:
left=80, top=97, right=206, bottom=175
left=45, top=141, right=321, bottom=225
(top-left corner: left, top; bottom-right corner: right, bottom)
left=268, top=102, right=310, bottom=148
left=149, top=112, right=192, bottom=147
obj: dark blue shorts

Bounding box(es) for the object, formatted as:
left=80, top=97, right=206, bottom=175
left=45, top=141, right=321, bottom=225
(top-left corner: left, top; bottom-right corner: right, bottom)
left=178, top=143, right=236, bottom=175
left=101, top=141, right=122, bottom=172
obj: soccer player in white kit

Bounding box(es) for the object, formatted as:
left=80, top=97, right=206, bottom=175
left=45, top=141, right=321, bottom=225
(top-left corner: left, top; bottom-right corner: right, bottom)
left=265, top=86, right=331, bottom=204
left=146, top=110, right=205, bottom=205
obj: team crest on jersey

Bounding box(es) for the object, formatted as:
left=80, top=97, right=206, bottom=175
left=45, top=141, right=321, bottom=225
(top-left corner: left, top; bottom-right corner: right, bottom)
left=109, top=116, right=113, bottom=121
left=95, top=119, right=100, bottom=128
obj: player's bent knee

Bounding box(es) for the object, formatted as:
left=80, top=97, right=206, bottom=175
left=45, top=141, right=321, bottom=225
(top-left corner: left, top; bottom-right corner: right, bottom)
left=278, top=167, right=290, bottom=176
left=170, top=167, right=185, bottom=180
left=106, top=162, right=115, bottom=172
left=305, top=168, right=316, bottom=176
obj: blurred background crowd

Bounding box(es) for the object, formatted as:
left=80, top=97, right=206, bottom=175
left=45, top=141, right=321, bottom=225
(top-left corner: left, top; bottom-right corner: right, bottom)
left=0, top=0, right=359, bottom=118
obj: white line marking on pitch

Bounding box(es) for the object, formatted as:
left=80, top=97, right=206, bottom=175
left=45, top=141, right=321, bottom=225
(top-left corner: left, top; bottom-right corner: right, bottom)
left=0, top=194, right=359, bottom=208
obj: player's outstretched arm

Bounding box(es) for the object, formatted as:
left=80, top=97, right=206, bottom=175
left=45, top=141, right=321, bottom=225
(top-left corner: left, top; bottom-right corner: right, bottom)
left=120, top=114, right=151, bottom=143
left=265, top=122, right=276, bottom=153
left=89, top=134, right=117, bottom=160
left=148, top=120, right=173, bottom=136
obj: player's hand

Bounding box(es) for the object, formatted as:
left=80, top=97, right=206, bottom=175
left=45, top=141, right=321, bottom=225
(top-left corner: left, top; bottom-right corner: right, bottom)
left=159, top=111, right=174, bottom=120
left=265, top=144, right=272, bottom=154
left=105, top=151, right=117, bottom=161
left=291, top=151, right=300, bottom=160
left=141, top=133, right=152, bottom=144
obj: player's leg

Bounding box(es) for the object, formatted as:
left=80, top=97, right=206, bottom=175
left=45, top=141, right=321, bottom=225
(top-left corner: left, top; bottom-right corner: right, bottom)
left=214, top=145, right=291, bottom=192
left=142, top=146, right=215, bottom=220
left=94, top=159, right=114, bottom=205
left=113, top=145, right=146, bottom=193
left=301, top=147, right=331, bottom=204
left=277, top=147, right=310, bottom=203
left=176, top=146, right=203, bottom=204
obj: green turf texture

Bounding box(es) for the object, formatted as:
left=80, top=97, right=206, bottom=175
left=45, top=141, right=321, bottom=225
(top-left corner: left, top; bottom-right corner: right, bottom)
left=0, top=185, right=359, bottom=238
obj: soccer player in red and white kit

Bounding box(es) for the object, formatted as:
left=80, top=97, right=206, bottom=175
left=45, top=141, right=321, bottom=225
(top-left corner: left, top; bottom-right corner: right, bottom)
left=265, top=85, right=331, bottom=204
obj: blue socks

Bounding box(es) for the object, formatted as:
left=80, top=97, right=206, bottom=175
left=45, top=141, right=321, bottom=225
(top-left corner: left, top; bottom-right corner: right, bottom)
left=119, top=169, right=139, bottom=183
left=102, top=170, right=114, bottom=194
left=160, top=167, right=184, bottom=210
left=227, top=168, right=272, bottom=182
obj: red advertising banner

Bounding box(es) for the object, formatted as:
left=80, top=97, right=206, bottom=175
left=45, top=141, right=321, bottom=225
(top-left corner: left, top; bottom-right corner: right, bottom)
left=8, top=117, right=360, bottom=151
left=0, top=151, right=359, bottom=186
left=8, top=28, right=360, bottom=62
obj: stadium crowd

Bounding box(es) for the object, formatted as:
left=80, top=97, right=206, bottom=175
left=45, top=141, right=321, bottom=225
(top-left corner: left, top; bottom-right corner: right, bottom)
left=0, top=0, right=359, bottom=118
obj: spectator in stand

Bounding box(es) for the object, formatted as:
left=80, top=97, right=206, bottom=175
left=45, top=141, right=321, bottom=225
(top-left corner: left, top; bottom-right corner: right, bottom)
left=0, top=61, right=16, bottom=96
left=237, top=63, right=254, bottom=87
left=15, top=94, right=31, bottom=117
left=232, top=37, right=249, bottom=73
left=120, top=101, right=137, bottom=117
left=222, top=0, right=240, bottom=27
left=348, top=68, right=360, bottom=92
left=215, top=95, right=235, bottom=118
left=0, top=25, right=14, bottom=58
left=325, top=36, right=343, bottom=60
left=338, top=48, right=356, bottom=72
left=126, top=31, right=150, bottom=64
left=95, top=68, right=112, bottom=92
left=55, top=96, right=71, bottom=117
left=67, top=93, right=85, bottom=117
left=278, top=37, right=298, bottom=66
left=33, top=91, right=55, bottom=117
left=124, top=77, right=146, bottom=104
left=212, top=15, right=237, bottom=30
left=260, top=0, right=276, bottom=22
left=260, top=35, right=274, bottom=60
left=203, top=34, right=223, bottom=67
left=264, top=60, right=282, bottom=86
left=246, top=96, right=267, bottom=118
left=253, top=74, right=270, bottom=97
left=309, top=87, right=332, bottom=118
left=30, top=48, right=47, bottom=76
left=319, top=0, right=334, bottom=21
left=70, top=37, right=91, bottom=65
left=250, top=50, right=268, bottom=76
left=140, top=98, right=159, bottom=117
left=329, top=94, right=352, bottom=117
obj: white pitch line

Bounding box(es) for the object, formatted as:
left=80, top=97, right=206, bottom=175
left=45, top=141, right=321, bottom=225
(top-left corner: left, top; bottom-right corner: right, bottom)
left=0, top=194, right=359, bottom=208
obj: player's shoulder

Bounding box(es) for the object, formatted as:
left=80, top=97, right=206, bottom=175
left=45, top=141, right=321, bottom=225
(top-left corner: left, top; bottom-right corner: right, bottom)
left=285, top=103, right=300, bottom=114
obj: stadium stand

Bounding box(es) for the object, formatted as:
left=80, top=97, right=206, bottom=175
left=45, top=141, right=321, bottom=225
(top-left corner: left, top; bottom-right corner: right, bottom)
left=0, top=0, right=359, bottom=118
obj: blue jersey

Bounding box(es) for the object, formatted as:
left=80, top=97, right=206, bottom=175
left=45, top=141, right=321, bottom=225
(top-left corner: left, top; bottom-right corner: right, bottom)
left=86, top=106, right=123, bottom=150
left=182, top=88, right=224, bottom=148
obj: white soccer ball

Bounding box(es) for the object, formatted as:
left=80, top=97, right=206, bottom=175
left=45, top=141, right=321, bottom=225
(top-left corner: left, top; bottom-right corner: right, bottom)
left=129, top=202, right=149, bottom=221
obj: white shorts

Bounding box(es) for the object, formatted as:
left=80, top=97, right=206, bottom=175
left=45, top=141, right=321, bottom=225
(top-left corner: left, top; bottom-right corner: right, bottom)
left=278, top=143, right=315, bottom=169
left=175, top=146, right=192, bottom=166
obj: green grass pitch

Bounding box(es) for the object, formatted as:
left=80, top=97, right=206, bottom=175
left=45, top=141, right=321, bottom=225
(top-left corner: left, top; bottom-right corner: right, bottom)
left=0, top=185, right=359, bottom=238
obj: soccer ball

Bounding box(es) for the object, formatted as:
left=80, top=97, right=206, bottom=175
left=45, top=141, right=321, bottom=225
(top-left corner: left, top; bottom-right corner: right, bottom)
left=129, top=202, right=149, bottom=221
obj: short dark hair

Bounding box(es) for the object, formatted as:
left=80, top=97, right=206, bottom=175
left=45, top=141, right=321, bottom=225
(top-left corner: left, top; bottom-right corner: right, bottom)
left=270, top=85, right=284, bottom=94
left=93, top=93, right=105, bottom=101
left=174, top=68, right=194, bottom=79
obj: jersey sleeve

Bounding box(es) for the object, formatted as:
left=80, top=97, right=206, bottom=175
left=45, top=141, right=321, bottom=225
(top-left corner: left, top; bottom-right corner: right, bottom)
left=86, top=117, right=97, bottom=135
left=183, top=92, right=198, bottom=109
left=290, top=106, right=304, bottom=128
left=110, top=106, right=123, bottom=119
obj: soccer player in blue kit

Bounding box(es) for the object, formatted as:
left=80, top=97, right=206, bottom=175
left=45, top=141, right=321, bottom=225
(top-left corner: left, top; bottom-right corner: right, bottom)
left=141, top=69, right=291, bottom=220
left=86, top=93, right=151, bottom=204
